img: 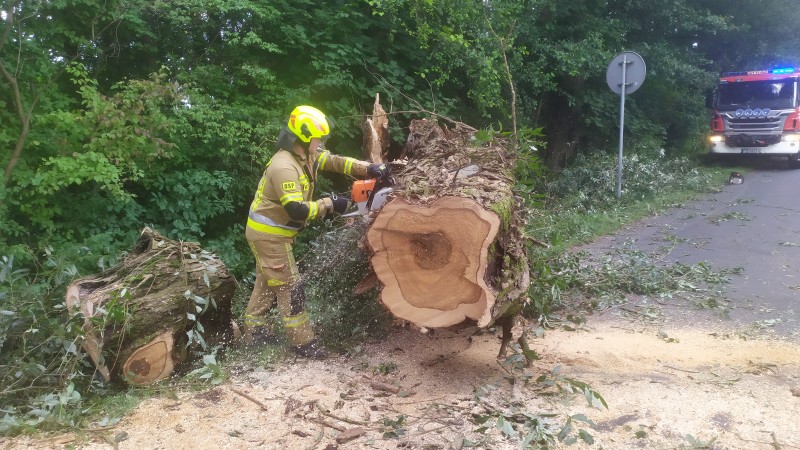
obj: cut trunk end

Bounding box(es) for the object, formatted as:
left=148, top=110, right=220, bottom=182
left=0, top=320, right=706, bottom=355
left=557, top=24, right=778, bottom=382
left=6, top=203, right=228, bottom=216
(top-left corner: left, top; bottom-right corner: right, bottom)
left=368, top=197, right=500, bottom=328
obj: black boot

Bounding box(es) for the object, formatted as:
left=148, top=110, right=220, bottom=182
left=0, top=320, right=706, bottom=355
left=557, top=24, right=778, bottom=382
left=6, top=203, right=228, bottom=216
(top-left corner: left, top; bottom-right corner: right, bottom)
left=244, top=326, right=281, bottom=347
left=292, top=339, right=328, bottom=359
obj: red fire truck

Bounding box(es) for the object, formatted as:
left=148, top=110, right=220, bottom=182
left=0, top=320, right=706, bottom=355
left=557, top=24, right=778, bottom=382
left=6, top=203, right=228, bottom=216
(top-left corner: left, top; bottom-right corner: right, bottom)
left=708, top=68, right=800, bottom=168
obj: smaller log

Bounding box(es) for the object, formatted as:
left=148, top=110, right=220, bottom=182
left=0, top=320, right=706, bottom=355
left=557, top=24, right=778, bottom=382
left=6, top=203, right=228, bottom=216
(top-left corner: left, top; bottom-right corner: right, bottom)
left=67, top=227, right=236, bottom=384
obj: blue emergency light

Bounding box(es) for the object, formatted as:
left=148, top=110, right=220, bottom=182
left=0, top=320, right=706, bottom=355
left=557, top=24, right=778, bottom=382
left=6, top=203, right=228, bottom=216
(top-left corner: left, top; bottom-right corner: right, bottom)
left=771, top=68, right=795, bottom=74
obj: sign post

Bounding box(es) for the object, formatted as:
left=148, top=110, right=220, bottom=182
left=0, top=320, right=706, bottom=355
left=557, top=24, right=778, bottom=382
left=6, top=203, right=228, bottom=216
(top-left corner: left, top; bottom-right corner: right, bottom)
left=606, top=51, right=646, bottom=199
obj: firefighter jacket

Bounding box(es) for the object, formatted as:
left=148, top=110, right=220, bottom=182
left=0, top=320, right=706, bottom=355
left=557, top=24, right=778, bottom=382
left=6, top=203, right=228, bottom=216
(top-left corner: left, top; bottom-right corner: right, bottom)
left=246, top=147, right=369, bottom=242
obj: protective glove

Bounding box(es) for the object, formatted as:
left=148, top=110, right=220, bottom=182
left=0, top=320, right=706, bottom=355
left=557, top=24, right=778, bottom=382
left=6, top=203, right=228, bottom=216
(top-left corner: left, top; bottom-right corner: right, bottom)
left=367, top=163, right=390, bottom=181
left=329, top=193, right=350, bottom=214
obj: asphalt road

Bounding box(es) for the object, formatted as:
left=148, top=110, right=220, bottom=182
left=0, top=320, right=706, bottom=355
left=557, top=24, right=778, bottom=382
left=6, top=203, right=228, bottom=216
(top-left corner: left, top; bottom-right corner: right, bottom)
left=585, top=156, right=800, bottom=338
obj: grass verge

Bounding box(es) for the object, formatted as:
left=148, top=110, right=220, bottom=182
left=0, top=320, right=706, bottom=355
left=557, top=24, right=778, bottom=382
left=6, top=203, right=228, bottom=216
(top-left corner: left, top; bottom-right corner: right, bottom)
left=524, top=152, right=743, bottom=323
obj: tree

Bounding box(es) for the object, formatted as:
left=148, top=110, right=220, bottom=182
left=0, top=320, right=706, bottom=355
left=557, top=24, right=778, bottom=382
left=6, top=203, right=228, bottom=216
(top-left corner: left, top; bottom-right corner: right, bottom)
left=507, top=0, right=734, bottom=167
left=0, top=0, right=135, bottom=183
left=5, top=0, right=800, bottom=273
left=697, top=0, right=800, bottom=70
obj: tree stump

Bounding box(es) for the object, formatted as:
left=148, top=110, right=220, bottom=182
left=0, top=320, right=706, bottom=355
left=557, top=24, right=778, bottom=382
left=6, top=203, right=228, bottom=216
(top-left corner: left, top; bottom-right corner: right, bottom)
left=66, top=227, right=236, bottom=384
left=361, top=93, right=390, bottom=164
left=367, top=119, right=531, bottom=339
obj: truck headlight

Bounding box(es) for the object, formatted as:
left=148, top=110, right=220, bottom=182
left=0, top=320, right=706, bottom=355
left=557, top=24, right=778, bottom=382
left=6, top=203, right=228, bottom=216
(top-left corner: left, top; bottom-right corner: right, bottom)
left=708, top=135, right=724, bottom=143
left=782, top=134, right=800, bottom=143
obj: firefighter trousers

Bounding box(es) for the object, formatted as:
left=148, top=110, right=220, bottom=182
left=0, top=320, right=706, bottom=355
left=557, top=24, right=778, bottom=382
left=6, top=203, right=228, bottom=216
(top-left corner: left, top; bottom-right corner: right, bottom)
left=243, top=239, right=314, bottom=346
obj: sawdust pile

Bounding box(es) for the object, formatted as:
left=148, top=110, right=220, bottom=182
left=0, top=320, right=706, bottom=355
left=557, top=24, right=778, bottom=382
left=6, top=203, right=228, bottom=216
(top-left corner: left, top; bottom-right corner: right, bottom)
left=4, top=313, right=799, bottom=449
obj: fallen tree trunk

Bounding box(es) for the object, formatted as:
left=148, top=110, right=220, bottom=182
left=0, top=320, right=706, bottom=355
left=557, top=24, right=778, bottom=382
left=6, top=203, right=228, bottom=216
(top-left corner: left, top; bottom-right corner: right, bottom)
left=367, top=119, right=530, bottom=331
left=66, top=227, right=236, bottom=384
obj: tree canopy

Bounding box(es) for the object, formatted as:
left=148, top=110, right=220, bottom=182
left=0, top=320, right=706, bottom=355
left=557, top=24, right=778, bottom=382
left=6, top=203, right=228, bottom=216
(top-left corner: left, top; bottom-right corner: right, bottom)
left=2, top=0, right=799, bottom=271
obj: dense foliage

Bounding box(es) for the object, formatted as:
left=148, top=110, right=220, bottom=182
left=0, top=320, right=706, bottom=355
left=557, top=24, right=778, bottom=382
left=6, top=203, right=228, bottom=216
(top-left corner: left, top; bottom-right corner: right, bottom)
left=2, top=0, right=799, bottom=436
left=3, top=0, right=800, bottom=266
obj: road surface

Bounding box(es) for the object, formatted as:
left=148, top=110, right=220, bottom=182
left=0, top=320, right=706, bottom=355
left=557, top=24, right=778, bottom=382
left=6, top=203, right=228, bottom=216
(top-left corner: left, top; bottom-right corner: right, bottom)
left=584, top=157, right=800, bottom=338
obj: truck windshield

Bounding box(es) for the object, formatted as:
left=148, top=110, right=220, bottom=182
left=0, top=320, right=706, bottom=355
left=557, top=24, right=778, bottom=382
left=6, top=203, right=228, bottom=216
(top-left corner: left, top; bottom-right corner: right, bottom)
left=716, top=79, right=796, bottom=110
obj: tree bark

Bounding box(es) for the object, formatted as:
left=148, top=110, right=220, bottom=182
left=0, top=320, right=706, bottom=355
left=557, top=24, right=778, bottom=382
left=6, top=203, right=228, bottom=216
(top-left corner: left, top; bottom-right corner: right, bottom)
left=66, top=227, right=236, bottom=384
left=0, top=47, right=35, bottom=183
left=361, top=93, right=390, bottom=164
left=367, top=119, right=530, bottom=329
left=1, top=5, right=37, bottom=183
left=543, top=76, right=584, bottom=170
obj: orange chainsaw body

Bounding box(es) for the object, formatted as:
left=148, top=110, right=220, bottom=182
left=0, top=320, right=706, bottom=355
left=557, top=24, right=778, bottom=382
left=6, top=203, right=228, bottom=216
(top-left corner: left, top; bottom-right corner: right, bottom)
left=342, top=178, right=393, bottom=217
left=351, top=178, right=377, bottom=203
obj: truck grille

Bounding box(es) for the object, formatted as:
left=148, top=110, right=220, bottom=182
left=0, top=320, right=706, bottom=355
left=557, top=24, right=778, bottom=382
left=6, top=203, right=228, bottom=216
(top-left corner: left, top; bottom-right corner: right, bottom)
left=726, top=116, right=784, bottom=132
left=725, top=134, right=781, bottom=147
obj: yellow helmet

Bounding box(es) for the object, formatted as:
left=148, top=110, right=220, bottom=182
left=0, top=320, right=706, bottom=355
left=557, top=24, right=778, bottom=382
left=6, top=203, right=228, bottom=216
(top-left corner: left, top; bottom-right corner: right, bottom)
left=287, top=105, right=331, bottom=143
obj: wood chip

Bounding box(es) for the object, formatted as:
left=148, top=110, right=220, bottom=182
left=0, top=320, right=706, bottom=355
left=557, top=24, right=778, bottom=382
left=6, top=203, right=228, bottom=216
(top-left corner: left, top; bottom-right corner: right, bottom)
left=229, top=388, right=269, bottom=411
left=285, top=397, right=302, bottom=414
left=309, top=417, right=346, bottom=432
left=336, top=427, right=366, bottom=444
left=44, top=434, right=77, bottom=445
left=370, top=381, right=401, bottom=394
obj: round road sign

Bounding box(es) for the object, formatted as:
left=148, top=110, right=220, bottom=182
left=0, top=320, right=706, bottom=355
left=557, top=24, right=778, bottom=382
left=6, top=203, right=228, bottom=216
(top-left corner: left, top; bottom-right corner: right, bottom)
left=606, top=51, right=646, bottom=95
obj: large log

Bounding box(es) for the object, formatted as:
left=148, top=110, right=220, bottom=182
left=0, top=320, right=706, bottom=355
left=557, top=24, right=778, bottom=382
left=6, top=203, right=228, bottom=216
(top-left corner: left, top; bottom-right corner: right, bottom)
left=66, top=228, right=236, bottom=384
left=367, top=119, right=531, bottom=336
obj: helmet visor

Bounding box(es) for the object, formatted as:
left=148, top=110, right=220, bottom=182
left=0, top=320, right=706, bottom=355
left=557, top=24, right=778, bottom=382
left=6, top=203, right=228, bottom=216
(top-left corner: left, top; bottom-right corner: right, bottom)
left=321, top=116, right=335, bottom=142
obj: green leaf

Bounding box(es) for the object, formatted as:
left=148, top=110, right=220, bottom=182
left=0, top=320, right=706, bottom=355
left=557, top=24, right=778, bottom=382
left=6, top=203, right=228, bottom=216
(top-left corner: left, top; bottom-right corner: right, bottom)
left=496, top=416, right=517, bottom=439
left=521, top=432, right=538, bottom=447
left=584, top=387, right=608, bottom=409
left=570, top=414, right=596, bottom=427
left=472, top=414, right=491, bottom=425
left=522, top=348, right=541, bottom=362
left=558, top=418, right=573, bottom=441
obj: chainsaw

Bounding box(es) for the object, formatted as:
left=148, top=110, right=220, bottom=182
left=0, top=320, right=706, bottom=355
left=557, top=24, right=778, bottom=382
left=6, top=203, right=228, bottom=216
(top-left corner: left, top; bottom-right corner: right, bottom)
left=341, top=176, right=394, bottom=217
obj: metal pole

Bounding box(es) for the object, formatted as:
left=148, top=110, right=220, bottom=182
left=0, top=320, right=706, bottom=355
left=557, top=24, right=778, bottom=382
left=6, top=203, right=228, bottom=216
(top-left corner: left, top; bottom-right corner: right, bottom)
left=616, top=55, right=628, bottom=199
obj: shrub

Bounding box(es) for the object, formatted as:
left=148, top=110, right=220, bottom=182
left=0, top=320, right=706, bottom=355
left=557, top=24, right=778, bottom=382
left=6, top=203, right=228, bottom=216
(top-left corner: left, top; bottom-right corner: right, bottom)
left=0, top=253, right=92, bottom=434
left=545, top=151, right=713, bottom=209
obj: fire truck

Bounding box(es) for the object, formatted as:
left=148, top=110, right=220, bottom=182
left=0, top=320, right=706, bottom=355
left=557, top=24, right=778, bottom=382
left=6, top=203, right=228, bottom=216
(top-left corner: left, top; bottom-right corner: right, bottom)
left=708, top=68, right=800, bottom=168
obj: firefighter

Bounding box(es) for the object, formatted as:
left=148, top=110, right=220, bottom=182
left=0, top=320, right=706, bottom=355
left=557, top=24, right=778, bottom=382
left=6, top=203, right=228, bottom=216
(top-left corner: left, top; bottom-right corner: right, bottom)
left=243, top=105, right=388, bottom=358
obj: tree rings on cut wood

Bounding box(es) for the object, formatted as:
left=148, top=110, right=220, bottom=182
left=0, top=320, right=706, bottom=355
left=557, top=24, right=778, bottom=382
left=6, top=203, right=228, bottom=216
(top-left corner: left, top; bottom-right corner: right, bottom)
left=121, top=332, right=175, bottom=384
left=368, top=197, right=500, bottom=327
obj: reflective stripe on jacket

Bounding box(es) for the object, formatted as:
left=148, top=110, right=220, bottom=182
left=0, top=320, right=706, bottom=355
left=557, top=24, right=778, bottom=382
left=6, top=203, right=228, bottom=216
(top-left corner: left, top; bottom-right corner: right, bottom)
left=246, top=147, right=369, bottom=241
